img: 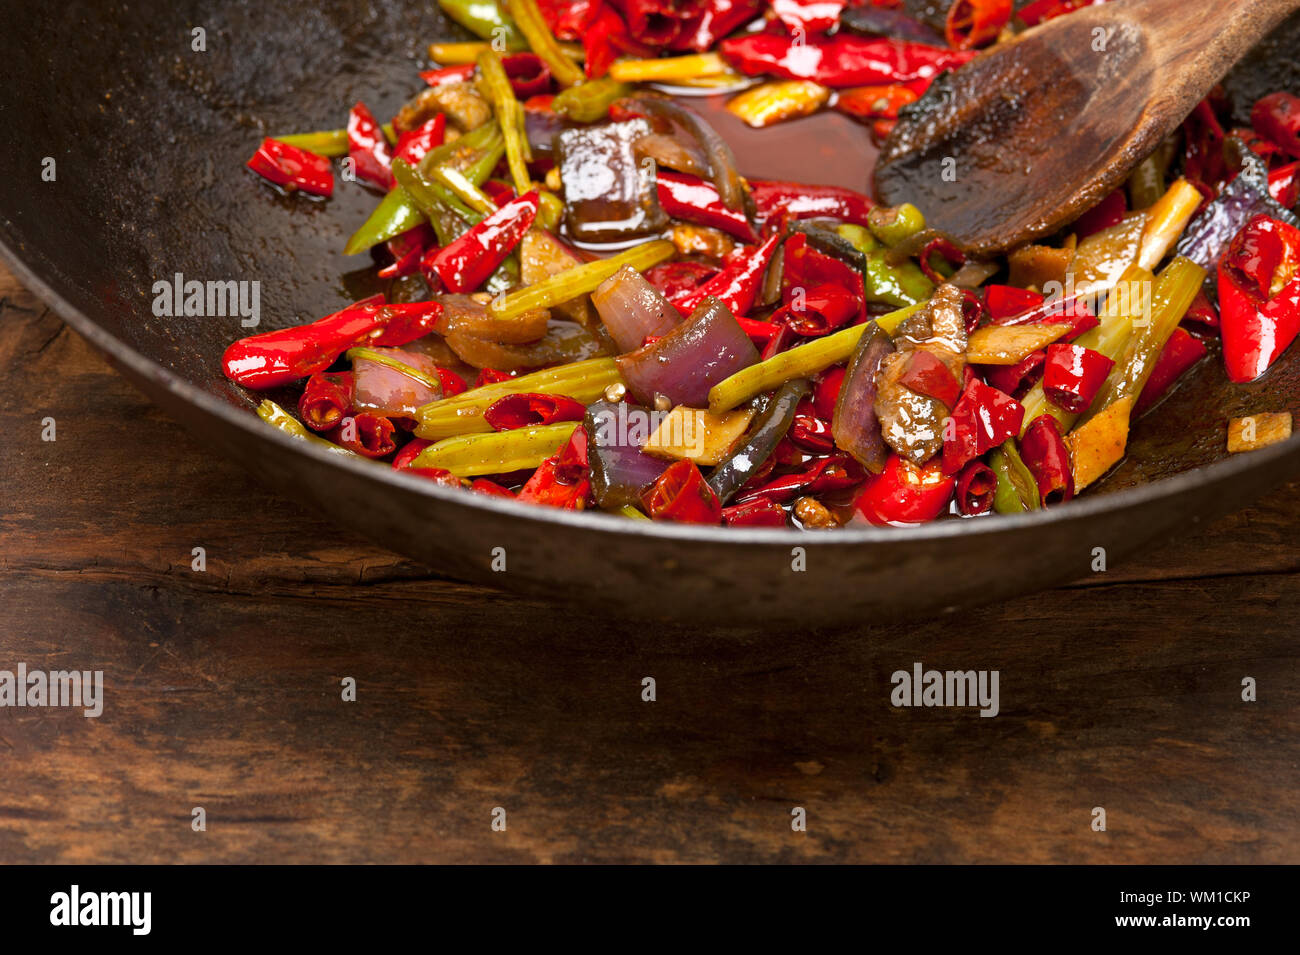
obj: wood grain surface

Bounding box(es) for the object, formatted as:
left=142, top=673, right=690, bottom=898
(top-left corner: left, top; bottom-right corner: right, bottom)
left=0, top=265, right=1297, bottom=864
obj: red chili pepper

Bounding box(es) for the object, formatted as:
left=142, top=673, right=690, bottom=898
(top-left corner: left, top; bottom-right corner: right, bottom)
left=1018, top=415, right=1074, bottom=506
left=775, top=282, right=860, bottom=336
left=735, top=315, right=782, bottom=342
left=655, top=170, right=758, bottom=243
left=392, top=114, right=446, bottom=167
left=672, top=231, right=780, bottom=317
left=722, top=497, right=788, bottom=527
left=605, top=0, right=680, bottom=46
left=718, top=34, right=975, bottom=88
left=402, top=465, right=465, bottom=486
left=1183, top=98, right=1227, bottom=187
left=641, top=459, right=722, bottom=523
left=222, top=295, right=386, bottom=389
left=437, top=368, right=469, bottom=397
left=670, top=0, right=764, bottom=52
left=781, top=233, right=866, bottom=322
left=760, top=322, right=795, bottom=361
left=420, top=64, right=476, bottom=86
left=503, top=52, right=553, bottom=98
left=945, top=0, right=1012, bottom=50
left=833, top=83, right=919, bottom=124
left=1269, top=161, right=1300, bottom=209
left=1017, top=0, right=1099, bottom=28
left=644, top=261, right=717, bottom=299
left=378, top=223, right=436, bottom=279
left=749, top=179, right=874, bottom=226
left=852, top=454, right=955, bottom=525
left=516, top=426, right=590, bottom=508
left=481, top=180, right=516, bottom=206
left=1042, top=343, right=1115, bottom=414
left=1182, top=288, right=1220, bottom=331
left=298, top=372, right=354, bottom=431
left=771, top=0, right=847, bottom=36
left=247, top=138, right=334, bottom=197
left=1217, top=214, right=1300, bottom=381
left=814, top=366, right=846, bottom=420
left=983, top=349, right=1046, bottom=399
left=475, top=368, right=518, bottom=387
left=470, top=477, right=517, bottom=498
left=392, top=438, right=432, bottom=470
left=484, top=392, right=588, bottom=431
left=1072, top=187, right=1128, bottom=238
left=1134, top=327, right=1208, bottom=417
left=328, top=413, right=397, bottom=458
left=897, top=349, right=963, bottom=408
left=917, top=236, right=966, bottom=284
left=538, top=0, right=605, bottom=38
left=583, top=6, right=630, bottom=79
left=364, top=302, right=446, bottom=348
left=993, top=289, right=1098, bottom=341
left=347, top=102, right=395, bottom=191
left=942, top=378, right=1025, bottom=474
left=985, top=285, right=1044, bottom=322
left=955, top=460, right=996, bottom=516
left=1251, top=92, right=1300, bottom=160
left=423, top=191, right=539, bottom=292
left=788, top=399, right=835, bottom=453
left=738, top=454, right=865, bottom=505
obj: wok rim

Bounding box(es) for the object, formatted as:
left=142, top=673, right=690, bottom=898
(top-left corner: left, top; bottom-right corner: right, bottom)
left=4, top=233, right=1298, bottom=547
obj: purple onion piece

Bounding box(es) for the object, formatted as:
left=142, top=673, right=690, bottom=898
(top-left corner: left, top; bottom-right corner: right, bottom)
left=583, top=400, right=670, bottom=508
left=1176, top=142, right=1300, bottom=270
left=592, top=265, right=684, bottom=353
left=831, top=324, right=895, bottom=475
left=352, top=347, right=442, bottom=418
left=615, top=296, right=761, bottom=408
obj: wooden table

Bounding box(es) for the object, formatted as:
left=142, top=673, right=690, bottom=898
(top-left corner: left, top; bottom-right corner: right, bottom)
left=1, top=264, right=1297, bottom=864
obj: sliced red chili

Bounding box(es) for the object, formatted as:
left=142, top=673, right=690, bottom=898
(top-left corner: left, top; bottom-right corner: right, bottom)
left=641, top=459, right=722, bottom=524
left=655, top=170, right=758, bottom=243
left=247, top=138, right=334, bottom=197
left=299, top=371, right=354, bottom=431
left=722, top=497, right=788, bottom=527
left=897, top=349, right=963, bottom=408
left=945, top=0, right=1013, bottom=50
left=1042, top=343, right=1115, bottom=414
left=955, top=459, right=996, bottom=516
left=852, top=454, right=955, bottom=525
left=1018, top=415, right=1074, bottom=506
left=392, top=114, right=446, bottom=167
left=1134, top=327, right=1208, bottom=417
left=328, top=413, right=397, bottom=458
left=423, top=191, right=539, bottom=292
left=347, top=102, right=395, bottom=191
left=942, top=378, right=1025, bottom=474
left=484, top=393, right=588, bottom=431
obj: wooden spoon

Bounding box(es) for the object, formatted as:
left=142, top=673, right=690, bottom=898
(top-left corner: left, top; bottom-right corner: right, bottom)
left=873, top=0, right=1300, bottom=257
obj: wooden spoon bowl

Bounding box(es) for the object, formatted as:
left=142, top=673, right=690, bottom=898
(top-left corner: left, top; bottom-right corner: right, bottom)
left=875, top=0, right=1300, bottom=256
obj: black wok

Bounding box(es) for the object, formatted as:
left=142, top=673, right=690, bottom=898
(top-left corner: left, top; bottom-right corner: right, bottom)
left=3, top=0, right=1299, bottom=627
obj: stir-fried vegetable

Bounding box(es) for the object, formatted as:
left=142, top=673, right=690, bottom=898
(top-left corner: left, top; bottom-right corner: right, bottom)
left=228, top=4, right=1299, bottom=527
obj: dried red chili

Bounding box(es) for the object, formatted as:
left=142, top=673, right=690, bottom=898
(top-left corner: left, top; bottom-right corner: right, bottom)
left=641, top=459, right=723, bottom=523
left=423, top=191, right=539, bottom=292
left=299, top=371, right=355, bottom=431
left=347, top=102, right=395, bottom=191
left=1042, top=343, right=1115, bottom=414
left=1018, top=415, right=1074, bottom=505
left=484, top=393, right=588, bottom=431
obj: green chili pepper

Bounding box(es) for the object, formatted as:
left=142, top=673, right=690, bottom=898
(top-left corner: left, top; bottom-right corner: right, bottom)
left=553, top=78, right=634, bottom=123
left=867, top=202, right=926, bottom=247
left=477, top=49, right=533, bottom=195
left=257, top=400, right=359, bottom=457
left=437, top=0, right=526, bottom=50
left=391, top=158, right=480, bottom=245
left=838, top=223, right=933, bottom=307
left=343, top=187, right=427, bottom=256
left=274, top=123, right=396, bottom=157
left=989, top=441, right=1040, bottom=514
left=537, top=190, right=564, bottom=232
left=412, top=422, right=579, bottom=476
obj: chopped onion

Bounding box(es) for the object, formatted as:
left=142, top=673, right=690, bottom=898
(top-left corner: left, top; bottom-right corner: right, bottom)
left=592, top=265, right=684, bottom=352
left=436, top=293, right=549, bottom=344
left=351, top=347, right=443, bottom=418
left=616, top=296, right=760, bottom=408
left=1177, top=141, right=1300, bottom=270
left=832, top=323, right=894, bottom=474
left=583, top=400, right=670, bottom=508
left=446, top=319, right=609, bottom=371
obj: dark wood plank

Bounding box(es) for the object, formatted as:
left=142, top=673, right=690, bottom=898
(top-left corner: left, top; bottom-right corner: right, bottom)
left=1, top=268, right=1297, bottom=863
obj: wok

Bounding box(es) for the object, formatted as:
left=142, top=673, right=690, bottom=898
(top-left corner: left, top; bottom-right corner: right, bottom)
left=3, top=0, right=1299, bottom=627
